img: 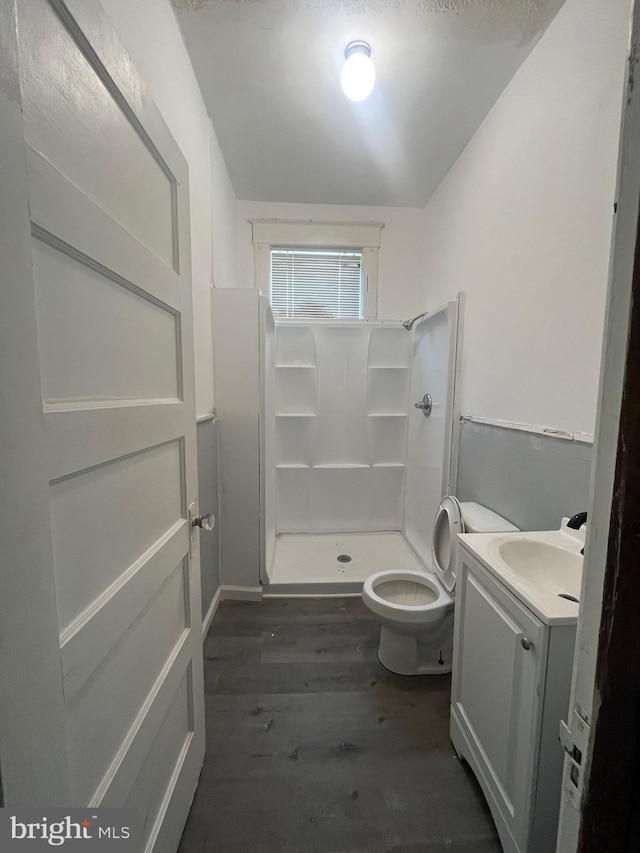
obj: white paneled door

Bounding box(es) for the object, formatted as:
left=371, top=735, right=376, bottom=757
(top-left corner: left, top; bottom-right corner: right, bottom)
left=0, top=2, right=205, bottom=851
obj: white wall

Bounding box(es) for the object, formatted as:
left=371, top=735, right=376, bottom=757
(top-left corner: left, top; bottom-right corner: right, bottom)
left=210, top=131, right=238, bottom=293
left=235, top=201, right=425, bottom=321
left=101, top=0, right=237, bottom=416
left=418, top=0, right=630, bottom=436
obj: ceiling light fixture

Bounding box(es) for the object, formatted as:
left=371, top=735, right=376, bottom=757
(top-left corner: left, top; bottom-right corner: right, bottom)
left=340, top=40, right=375, bottom=102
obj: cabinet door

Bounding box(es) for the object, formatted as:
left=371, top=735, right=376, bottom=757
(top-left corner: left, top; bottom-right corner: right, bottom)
left=451, top=555, right=546, bottom=850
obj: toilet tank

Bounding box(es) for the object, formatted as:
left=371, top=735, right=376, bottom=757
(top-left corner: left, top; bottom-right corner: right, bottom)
left=459, top=501, right=519, bottom=534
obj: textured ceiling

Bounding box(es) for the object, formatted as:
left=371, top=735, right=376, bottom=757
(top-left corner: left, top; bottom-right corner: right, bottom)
left=174, top=0, right=564, bottom=206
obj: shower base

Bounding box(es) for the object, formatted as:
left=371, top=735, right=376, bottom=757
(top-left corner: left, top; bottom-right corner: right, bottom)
left=264, top=531, right=425, bottom=596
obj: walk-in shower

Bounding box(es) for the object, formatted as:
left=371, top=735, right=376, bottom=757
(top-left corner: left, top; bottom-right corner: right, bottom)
left=259, top=298, right=462, bottom=594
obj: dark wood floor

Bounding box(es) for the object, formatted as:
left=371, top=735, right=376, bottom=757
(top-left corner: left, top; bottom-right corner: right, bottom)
left=178, top=597, right=502, bottom=853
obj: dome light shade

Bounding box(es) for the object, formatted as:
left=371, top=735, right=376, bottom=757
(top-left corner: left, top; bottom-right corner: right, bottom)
left=341, top=41, right=375, bottom=102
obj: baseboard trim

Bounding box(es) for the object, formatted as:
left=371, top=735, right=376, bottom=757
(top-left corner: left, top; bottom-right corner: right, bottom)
left=202, top=587, right=221, bottom=639
left=220, top=585, right=263, bottom=601
left=262, top=581, right=363, bottom=597
left=262, top=591, right=362, bottom=599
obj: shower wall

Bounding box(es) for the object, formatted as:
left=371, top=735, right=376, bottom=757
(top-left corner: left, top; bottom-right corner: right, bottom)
left=273, top=323, right=410, bottom=534
left=404, top=301, right=460, bottom=566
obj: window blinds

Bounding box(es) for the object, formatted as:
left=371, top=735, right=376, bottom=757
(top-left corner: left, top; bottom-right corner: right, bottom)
left=270, top=248, right=363, bottom=320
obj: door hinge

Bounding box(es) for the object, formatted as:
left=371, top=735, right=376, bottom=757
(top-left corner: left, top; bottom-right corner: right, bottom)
left=559, top=709, right=591, bottom=807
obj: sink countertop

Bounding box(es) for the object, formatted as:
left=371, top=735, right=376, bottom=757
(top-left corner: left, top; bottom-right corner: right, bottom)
left=458, top=520, right=585, bottom=626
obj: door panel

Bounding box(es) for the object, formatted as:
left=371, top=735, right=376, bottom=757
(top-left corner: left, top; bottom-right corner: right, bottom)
left=27, top=150, right=181, bottom=315
left=126, top=671, right=194, bottom=841
left=60, top=534, right=189, bottom=701
left=32, top=240, right=180, bottom=405
left=20, top=0, right=175, bottom=267
left=0, top=1, right=204, bottom=850
left=66, top=562, right=189, bottom=803
left=50, top=441, right=184, bottom=629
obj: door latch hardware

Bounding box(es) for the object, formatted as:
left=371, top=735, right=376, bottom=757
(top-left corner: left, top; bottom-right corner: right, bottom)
left=191, top=512, right=215, bottom=531
left=188, top=504, right=215, bottom=559
left=559, top=710, right=591, bottom=807
left=188, top=502, right=197, bottom=559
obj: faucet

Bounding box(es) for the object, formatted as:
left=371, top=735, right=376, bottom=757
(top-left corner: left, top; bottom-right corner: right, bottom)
left=567, top=512, right=587, bottom=530
left=567, top=512, right=587, bottom=555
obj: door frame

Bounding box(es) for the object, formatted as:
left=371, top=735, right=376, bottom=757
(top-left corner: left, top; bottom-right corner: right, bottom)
left=576, top=0, right=640, bottom=843
left=556, top=0, right=640, bottom=849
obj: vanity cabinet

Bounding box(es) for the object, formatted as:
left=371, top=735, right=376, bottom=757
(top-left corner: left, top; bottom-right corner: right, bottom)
left=451, top=545, right=576, bottom=853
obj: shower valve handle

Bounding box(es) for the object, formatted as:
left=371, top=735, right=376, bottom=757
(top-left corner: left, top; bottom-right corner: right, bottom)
left=414, top=393, right=433, bottom=417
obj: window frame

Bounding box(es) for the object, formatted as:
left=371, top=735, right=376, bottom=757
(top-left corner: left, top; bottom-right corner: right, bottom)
left=250, top=219, right=382, bottom=321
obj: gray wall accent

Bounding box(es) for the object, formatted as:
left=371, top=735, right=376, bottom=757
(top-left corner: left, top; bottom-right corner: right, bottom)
left=456, top=421, right=593, bottom=531
left=196, top=418, right=221, bottom=620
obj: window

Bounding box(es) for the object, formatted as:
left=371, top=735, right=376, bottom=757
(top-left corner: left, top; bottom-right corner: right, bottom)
left=270, top=248, right=363, bottom=320
left=251, top=219, right=381, bottom=320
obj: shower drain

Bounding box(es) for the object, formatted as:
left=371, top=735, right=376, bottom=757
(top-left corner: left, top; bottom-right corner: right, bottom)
left=337, top=554, right=352, bottom=563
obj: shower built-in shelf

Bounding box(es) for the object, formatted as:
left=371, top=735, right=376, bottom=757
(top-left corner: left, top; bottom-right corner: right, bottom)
left=276, top=363, right=317, bottom=369
left=276, top=463, right=310, bottom=469
left=313, top=463, right=370, bottom=469
left=367, top=365, right=410, bottom=370
left=276, top=462, right=406, bottom=470
left=276, top=412, right=317, bottom=418
left=367, top=412, right=408, bottom=418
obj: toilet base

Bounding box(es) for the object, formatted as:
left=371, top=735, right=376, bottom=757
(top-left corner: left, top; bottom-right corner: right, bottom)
left=377, top=613, right=454, bottom=676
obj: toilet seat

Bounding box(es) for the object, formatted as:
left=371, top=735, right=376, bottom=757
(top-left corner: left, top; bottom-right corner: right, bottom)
left=432, top=495, right=463, bottom=594
left=363, top=570, right=451, bottom=626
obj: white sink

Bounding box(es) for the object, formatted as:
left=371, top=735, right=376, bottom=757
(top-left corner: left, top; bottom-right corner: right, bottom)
left=458, top=521, right=585, bottom=624
left=494, top=540, right=582, bottom=600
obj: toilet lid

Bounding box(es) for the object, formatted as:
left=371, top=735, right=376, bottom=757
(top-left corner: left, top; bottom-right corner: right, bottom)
left=431, top=495, right=462, bottom=594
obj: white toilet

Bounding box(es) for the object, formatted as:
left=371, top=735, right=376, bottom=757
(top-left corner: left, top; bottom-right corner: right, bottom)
left=362, top=496, right=518, bottom=676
